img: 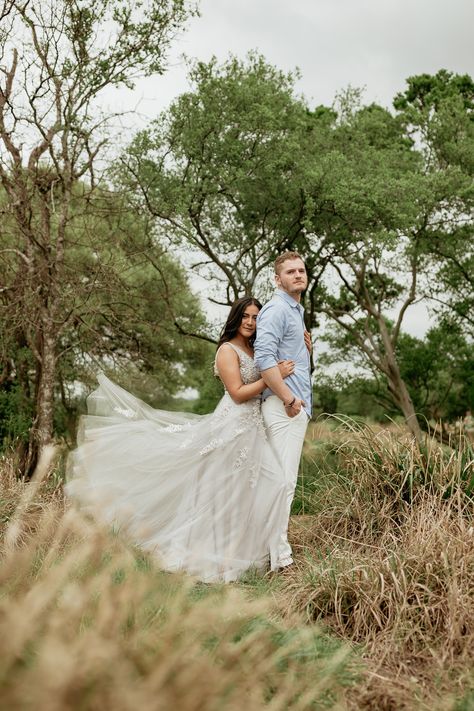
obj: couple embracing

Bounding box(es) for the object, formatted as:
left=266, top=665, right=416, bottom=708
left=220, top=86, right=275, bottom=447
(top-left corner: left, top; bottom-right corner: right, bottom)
left=67, top=252, right=312, bottom=582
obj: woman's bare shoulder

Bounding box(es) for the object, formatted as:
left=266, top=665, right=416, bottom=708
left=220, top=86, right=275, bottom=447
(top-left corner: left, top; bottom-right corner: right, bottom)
left=216, top=342, right=239, bottom=363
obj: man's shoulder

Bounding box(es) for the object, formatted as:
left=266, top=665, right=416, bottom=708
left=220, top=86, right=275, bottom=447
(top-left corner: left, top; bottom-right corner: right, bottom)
left=260, top=292, right=286, bottom=311
left=258, top=296, right=286, bottom=319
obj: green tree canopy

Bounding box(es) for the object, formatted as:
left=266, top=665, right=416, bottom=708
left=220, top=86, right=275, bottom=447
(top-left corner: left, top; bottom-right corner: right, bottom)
left=394, top=70, right=474, bottom=335
left=120, top=53, right=311, bottom=303
left=0, top=0, right=196, bottom=473
left=121, top=59, right=474, bottom=440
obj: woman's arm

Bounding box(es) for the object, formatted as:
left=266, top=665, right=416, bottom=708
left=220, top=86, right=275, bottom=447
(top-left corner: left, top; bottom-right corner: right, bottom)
left=216, top=347, right=266, bottom=404
left=216, top=346, right=294, bottom=404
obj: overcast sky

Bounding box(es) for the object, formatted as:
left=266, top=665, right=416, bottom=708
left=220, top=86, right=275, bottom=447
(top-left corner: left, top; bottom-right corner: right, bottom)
left=117, top=0, right=474, bottom=128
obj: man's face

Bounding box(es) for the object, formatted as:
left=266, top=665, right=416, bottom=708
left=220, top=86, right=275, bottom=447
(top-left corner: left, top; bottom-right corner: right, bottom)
left=275, top=258, right=307, bottom=296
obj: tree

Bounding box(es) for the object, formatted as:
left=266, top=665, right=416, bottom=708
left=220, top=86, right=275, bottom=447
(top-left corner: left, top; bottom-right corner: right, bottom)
left=121, top=57, right=474, bottom=440
left=302, top=81, right=474, bottom=441
left=119, top=53, right=312, bottom=306
left=312, top=374, right=388, bottom=421
left=393, top=71, right=474, bottom=336
left=320, top=321, right=474, bottom=430
left=300, top=100, right=431, bottom=440
left=0, top=0, right=196, bottom=472
left=396, top=322, right=474, bottom=425
left=1, top=187, right=208, bottom=455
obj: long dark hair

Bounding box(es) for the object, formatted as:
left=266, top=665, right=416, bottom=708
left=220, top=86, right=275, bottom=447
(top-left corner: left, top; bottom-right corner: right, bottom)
left=217, top=296, right=262, bottom=351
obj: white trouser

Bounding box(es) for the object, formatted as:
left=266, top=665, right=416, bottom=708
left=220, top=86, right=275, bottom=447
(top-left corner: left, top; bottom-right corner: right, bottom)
left=261, top=395, right=308, bottom=566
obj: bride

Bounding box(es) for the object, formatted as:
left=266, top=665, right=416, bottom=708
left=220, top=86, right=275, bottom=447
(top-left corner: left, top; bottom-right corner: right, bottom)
left=66, top=296, right=296, bottom=582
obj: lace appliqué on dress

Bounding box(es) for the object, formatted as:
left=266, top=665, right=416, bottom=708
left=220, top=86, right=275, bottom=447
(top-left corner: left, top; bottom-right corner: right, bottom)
left=199, top=438, right=224, bottom=456
left=233, top=447, right=249, bottom=470
left=214, top=343, right=260, bottom=386
left=233, top=447, right=259, bottom=488
left=160, top=422, right=192, bottom=433
left=248, top=463, right=259, bottom=489
left=235, top=399, right=267, bottom=441
left=114, top=406, right=136, bottom=419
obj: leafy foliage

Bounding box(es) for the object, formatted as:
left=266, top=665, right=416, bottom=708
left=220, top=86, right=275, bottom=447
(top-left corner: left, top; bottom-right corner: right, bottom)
left=120, top=53, right=310, bottom=302
left=0, top=0, right=197, bottom=467
left=121, top=58, right=474, bottom=433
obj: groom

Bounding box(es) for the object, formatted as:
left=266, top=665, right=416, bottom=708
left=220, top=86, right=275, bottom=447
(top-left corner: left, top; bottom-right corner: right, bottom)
left=254, top=251, right=312, bottom=567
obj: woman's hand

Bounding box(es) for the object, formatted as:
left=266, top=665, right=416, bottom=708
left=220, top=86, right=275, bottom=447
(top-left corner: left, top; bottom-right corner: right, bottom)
left=277, top=359, right=295, bottom=378
left=304, top=330, right=313, bottom=354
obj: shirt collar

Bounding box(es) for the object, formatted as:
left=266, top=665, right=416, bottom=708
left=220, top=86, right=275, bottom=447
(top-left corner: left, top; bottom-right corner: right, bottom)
left=275, top=289, right=303, bottom=310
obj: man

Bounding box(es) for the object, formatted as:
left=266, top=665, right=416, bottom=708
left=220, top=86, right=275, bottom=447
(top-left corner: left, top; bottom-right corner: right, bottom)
left=254, top=251, right=312, bottom=568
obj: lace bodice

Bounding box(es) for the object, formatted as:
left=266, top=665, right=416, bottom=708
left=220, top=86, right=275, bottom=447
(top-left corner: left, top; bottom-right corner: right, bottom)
left=214, top=343, right=260, bottom=385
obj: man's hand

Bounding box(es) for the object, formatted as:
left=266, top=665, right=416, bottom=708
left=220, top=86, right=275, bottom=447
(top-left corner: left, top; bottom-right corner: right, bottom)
left=304, top=330, right=313, bottom=354
left=261, top=366, right=304, bottom=416
left=285, top=397, right=305, bottom=418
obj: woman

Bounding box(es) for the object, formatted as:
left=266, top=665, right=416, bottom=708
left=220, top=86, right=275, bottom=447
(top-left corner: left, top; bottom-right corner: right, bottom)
left=66, top=297, right=295, bottom=582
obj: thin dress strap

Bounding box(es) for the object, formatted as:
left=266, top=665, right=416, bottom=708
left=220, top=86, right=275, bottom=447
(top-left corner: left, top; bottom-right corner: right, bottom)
left=214, top=342, right=234, bottom=377
left=214, top=342, right=252, bottom=377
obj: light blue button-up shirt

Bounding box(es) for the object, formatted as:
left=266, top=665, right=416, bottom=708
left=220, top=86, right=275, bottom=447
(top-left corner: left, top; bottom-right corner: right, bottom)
left=254, top=289, right=312, bottom=417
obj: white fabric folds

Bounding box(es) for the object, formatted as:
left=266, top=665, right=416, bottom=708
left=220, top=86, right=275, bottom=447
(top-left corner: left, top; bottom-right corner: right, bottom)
left=66, top=348, right=290, bottom=582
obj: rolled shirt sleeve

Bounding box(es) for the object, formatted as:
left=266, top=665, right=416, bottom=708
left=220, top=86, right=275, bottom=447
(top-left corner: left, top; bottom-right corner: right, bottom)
left=254, top=303, right=286, bottom=372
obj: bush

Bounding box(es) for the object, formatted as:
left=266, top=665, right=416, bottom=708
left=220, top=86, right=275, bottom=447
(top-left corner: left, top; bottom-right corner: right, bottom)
left=284, top=419, right=474, bottom=709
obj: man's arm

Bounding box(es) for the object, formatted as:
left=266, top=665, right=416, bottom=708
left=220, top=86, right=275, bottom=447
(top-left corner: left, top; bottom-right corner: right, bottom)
left=260, top=366, right=305, bottom=417
left=254, top=304, right=304, bottom=417
left=259, top=365, right=293, bottom=404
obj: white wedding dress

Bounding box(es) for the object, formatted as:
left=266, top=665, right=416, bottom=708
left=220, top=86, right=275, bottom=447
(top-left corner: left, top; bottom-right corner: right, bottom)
left=66, top=344, right=290, bottom=582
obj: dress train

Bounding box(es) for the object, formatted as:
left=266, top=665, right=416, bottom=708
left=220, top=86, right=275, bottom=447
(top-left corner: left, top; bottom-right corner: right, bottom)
left=66, top=347, right=290, bottom=582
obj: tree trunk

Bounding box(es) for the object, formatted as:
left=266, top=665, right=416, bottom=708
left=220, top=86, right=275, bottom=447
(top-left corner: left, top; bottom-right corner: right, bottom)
left=378, top=318, right=423, bottom=443
left=387, top=369, right=424, bottom=442
left=25, top=319, right=57, bottom=477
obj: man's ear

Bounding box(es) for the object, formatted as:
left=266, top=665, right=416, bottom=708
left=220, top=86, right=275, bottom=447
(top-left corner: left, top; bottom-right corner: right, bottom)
left=274, top=272, right=280, bottom=287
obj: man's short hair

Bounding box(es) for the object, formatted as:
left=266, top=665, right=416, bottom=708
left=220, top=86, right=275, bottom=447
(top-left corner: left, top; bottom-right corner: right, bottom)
left=274, top=251, right=305, bottom=275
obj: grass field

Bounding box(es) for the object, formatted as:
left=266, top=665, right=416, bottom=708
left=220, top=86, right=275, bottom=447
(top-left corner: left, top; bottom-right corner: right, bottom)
left=1, top=421, right=473, bottom=710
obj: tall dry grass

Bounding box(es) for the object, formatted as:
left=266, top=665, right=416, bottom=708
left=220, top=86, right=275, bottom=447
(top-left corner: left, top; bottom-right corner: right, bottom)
left=0, top=448, right=352, bottom=711
left=283, top=420, right=474, bottom=710
left=1, top=421, right=473, bottom=710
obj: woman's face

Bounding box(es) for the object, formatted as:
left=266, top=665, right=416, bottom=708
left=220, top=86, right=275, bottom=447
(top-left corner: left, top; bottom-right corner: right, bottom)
left=237, top=303, right=260, bottom=340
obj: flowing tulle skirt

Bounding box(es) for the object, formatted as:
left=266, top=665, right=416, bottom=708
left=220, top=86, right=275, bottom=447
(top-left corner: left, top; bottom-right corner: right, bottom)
left=66, top=374, right=289, bottom=582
